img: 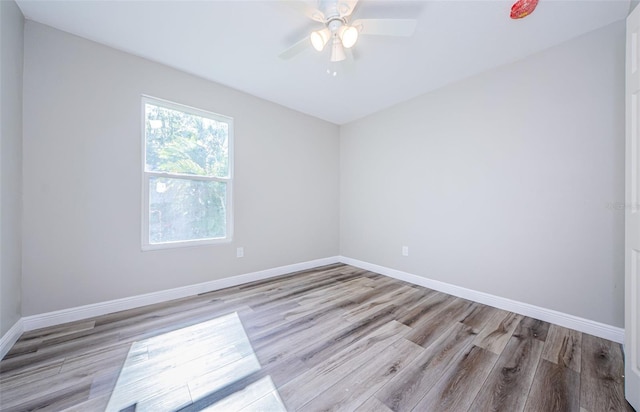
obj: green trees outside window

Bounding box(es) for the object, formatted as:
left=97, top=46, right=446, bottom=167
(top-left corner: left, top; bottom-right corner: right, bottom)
left=143, top=98, right=232, bottom=247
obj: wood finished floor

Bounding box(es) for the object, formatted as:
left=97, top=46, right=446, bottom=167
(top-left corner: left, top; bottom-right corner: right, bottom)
left=0, top=264, right=634, bottom=411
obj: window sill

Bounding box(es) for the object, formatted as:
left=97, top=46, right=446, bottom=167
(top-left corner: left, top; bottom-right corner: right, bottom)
left=142, top=237, right=233, bottom=252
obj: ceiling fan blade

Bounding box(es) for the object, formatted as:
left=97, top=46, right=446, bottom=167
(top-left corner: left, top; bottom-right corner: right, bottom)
left=351, top=19, right=417, bottom=37
left=282, top=0, right=325, bottom=22
left=278, top=36, right=311, bottom=60
left=338, top=0, right=359, bottom=18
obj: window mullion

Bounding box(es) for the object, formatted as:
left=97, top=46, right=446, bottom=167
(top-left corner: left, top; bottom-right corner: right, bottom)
left=145, top=171, right=229, bottom=183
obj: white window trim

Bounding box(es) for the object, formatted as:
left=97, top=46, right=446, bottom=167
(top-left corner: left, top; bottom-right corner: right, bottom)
left=141, top=95, right=234, bottom=251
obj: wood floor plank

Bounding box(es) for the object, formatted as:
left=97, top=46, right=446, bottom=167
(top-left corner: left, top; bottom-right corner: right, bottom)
left=59, top=394, right=110, bottom=412
left=580, top=333, right=634, bottom=412
left=282, top=295, right=353, bottom=322
left=257, top=355, right=309, bottom=388
left=413, top=344, right=498, bottom=412
left=470, top=330, right=544, bottom=412
left=87, top=366, right=121, bottom=403
left=374, top=322, right=477, bottom=411
left=233, top=263, right=345, bottom=293
left=396, top=291, right=454, bottom=328
left=473, top=310, right=523, bottom=355
left=115, top=304, right=255, bottom=342
left=249, top=309, right=352, bottom=386
left=286, top=278, right=368, bottom=317
left=405, top=297, right=476, bottom=349
left=342, top=285, right=428, bottom=323
left=0, top=264, right=632, bottom=412
left=0, top=331, right=121, bottom=375
left=1, top=366, right=120, bottom=411
left=214, top=264, right=341, bottom=301
left=354, top=397, right=393, bottom=412
left=3, top=337, right=42, bottom=358
left=542, top=324, right=582, bottom=372
left=460, top=303, right=501, bottom=331
left=117, top=383, right=192, bottom=412
left=523, top=358, right=580, bottom=412
left=298, top=338, right=423, bottom=411
left=284, top=280, right=367, bottom=320
left=296, top=304, right=409, bottom=367
left=24, top=301, right=249, bottom=367
left=19, top=319, right=96, bottom=341
left=7, top=382, right=93, bottom=412
left=92, top=292, right=225, bottom=328
left=241, top=300, right=298, bottom=330
left=191, top=375, right=283, bottom=412
left=58, top=343, right=130, bottom=375
left=237, top=387, right=287, bottom=412
left=514, top=316, right=550, bottom=342
left=244, top=270, right=365, bottom=310
left=251, top=307, right=345, bottom=356
left=0, top=358, right=63, bottom=388
left=250, top=305, right=344, bottom=350
left=279, top=320, right=410, bottom=410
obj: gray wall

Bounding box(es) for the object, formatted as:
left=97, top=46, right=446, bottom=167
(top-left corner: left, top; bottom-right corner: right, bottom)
left=340, top=22, right=625, bottom=327
left=22, top=22, right=340, bottom=316
left=0, top=0, right=24, bottom=337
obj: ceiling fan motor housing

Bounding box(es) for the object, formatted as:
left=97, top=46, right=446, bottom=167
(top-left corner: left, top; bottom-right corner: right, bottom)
left=328, top=18, right=344, bottom=33
left=318, top=0, right=341, bottom=19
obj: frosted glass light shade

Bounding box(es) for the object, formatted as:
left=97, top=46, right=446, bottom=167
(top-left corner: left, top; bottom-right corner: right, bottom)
left=310, top=29, right=330, bottom=51
left=341, top=26, right=358, bottom=48
left=330, top=39, right=346, bottom=62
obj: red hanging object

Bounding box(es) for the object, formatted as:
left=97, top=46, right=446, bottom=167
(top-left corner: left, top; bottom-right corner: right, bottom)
left=510, top=0, right=539, bottom=19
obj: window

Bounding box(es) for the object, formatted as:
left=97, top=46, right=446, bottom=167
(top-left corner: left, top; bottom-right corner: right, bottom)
left=142, top=96, right=233, bottom=250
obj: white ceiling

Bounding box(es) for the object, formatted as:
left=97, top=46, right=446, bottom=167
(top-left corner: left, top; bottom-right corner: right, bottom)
left=16, top=0, right=630, bottom=125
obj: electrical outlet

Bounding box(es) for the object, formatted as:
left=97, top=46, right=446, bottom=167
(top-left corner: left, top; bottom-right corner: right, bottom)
left=236, top=247, right=244, bottom=258
left=402, top=246, right=409, bottom=256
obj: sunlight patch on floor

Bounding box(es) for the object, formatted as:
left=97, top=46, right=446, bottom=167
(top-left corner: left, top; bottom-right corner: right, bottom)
left=105, top=312, right=285, bottom=411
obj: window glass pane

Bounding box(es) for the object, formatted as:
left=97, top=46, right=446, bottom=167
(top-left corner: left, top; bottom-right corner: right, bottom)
left=149, top=177, right=227, bottom=244
left=145, top=103, right=229, bottom=178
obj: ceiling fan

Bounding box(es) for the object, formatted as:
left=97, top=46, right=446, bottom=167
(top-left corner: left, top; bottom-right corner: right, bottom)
left=279, top=0, right=418, bottom=63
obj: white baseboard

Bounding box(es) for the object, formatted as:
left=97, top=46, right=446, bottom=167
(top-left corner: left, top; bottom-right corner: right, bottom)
left=0, top=319, right=24, bottom=360
left=339, top=256, right=625, bottom=344
left=9, top=255, right=624, bottom=345
left=21, top=256, right=340, bottom=332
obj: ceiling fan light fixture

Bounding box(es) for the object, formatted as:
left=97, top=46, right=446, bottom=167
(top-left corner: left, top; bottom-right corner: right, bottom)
left=310, top=29, right=330, bottom=51
left=340, top=25, right=358, bottom=48
left=330, top=38, right=346, bottom=62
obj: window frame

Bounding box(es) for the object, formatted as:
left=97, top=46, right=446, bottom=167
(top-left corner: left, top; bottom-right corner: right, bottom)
left=141, top=95, right=234, bottom=251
